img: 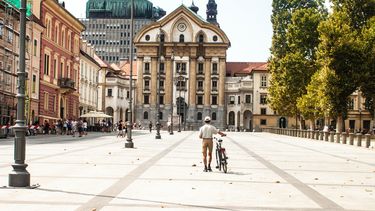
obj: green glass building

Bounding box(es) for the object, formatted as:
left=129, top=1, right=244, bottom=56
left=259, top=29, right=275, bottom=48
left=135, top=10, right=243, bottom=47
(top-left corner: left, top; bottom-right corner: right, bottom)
left=81, top=0, right=165, bottom=63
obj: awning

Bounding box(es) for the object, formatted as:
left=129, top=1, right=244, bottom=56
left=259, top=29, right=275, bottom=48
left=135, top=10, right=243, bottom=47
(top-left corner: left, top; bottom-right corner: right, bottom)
left=80, top=111, right=112, bottom=118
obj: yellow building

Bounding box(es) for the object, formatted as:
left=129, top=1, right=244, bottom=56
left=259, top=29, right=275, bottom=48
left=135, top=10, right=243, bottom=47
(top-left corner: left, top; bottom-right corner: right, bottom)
left=134, top=4, right=230, bottom=130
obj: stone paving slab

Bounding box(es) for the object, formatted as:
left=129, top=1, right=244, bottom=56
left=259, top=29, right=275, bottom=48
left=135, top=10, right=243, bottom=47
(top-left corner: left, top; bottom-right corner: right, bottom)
left=0, top=131, right=374, bottom=211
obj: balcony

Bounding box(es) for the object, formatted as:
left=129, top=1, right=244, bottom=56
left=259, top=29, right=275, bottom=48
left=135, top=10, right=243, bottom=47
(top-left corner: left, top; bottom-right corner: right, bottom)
left=58, top=78, right=75, bottom=94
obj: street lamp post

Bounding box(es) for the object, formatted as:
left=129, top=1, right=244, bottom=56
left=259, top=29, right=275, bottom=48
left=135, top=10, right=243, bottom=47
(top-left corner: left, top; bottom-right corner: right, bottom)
left=9, top=0, right=30, bottom=187
left=177, top=74, right=182, bottom=133
left=359, top=108, right=362, bottom=133
left=125, top=0, right=134, bottom=148
left=155, top=29, right=163, bottom=139
left=169, top=52, right=174, bottom=135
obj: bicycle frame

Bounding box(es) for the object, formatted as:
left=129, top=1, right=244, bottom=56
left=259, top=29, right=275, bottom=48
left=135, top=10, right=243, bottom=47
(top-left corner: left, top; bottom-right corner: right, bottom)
left=214, top=137, right=228, bottom=173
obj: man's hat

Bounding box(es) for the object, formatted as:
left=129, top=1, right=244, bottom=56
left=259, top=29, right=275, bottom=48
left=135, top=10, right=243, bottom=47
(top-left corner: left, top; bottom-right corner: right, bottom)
left=204, top=116, right=211, bottom=122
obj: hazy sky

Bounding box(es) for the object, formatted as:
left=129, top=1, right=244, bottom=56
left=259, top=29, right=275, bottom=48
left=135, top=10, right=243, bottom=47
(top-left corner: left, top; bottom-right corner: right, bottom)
left=63, top=0, right=273, bottom=62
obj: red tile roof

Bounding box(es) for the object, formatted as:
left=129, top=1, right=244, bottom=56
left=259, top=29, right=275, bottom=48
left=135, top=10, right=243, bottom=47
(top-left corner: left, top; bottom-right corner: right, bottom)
left=226, top=62, right=268, bottom=76
left=94, top=54, right=110, bottom=68
left=119, top=60, right=138, bottom=77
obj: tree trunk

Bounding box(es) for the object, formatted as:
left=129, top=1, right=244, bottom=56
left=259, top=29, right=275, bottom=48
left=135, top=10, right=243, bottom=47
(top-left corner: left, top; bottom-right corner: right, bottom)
left=336, top=114, right=343, bottom=133
left=310, top=118, right=316, bottom=130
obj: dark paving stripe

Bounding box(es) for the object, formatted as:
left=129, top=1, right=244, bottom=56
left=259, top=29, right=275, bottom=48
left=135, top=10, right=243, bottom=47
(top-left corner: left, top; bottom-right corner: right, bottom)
left=228, top=137, right=345, bottom=211
left=258, top=133, right=375, bottom=167
left=76, top=132, right=194, bottom=211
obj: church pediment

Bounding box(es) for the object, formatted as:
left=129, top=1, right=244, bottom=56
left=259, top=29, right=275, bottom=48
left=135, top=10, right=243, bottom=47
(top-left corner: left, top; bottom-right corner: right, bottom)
left=134, top=5, right=230, bottom=46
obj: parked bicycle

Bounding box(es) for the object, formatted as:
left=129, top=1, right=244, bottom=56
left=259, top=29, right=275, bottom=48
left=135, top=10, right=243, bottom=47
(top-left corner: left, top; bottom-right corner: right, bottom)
left=214, top=136, right=228, bottom=173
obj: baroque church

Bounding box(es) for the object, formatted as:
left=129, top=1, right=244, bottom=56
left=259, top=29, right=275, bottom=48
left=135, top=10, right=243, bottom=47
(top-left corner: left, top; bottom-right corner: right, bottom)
left=134, top=0, right=230, bottom=130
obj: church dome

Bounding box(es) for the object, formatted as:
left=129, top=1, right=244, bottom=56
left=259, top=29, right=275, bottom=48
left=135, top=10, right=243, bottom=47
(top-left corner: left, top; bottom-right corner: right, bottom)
left=86, top=0, right=165, bottom=19
left=189, top=1, right=199, bottom=14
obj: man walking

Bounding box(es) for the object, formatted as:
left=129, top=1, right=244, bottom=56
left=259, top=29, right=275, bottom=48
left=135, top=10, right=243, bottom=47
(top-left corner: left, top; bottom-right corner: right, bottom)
left=198, top=116, right=226, bottom=172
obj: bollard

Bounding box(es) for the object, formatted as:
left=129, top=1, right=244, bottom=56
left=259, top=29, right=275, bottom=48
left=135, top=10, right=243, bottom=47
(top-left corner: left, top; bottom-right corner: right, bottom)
left=320, top=131, right=324, bottom=140
left=335, top=132, right=340, bottom=143
left=349, top=133, right=354, bottom=145
left=324, top=132, right=329, bottom=142
left=365, top=134, right=371, bottom=148
left=342, top=132, right=347, bottom=144
left=356, top=133, right=362, bottom=147
left=307, top=130, right=311, bottom=139
left=311, top=131, right=315, bottom=139
left=330, top=132, right=335, bottom=142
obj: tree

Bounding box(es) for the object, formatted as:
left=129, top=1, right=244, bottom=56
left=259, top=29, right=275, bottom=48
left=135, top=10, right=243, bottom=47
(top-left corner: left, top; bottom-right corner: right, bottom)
left=269, top=0, right=326, bottom=127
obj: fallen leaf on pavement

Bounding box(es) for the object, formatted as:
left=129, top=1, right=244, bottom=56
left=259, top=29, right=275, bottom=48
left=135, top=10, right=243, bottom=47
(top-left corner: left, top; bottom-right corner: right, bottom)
left=192, top=164, right=197, bottom=167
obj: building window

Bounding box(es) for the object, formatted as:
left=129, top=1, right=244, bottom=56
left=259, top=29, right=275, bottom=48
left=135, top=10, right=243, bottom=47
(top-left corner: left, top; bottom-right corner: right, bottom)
left=160, top=63, right=165, bottom=73
left=197, top=81, right=203, bottom=90
left=348, top=98, right=354, bottom=110
left=212, top=63, right=218, bottom=74
left=144, top=95, right=149, bottom=104
left=198, top=63, right=204, bottom=74
left=212, top=112, right=217, bottom=121
left=144, top=80, right=150, bottom=90
left=159, top=112, right=163, bottom=120
left=261, top=108, right=267, bottom=115
left=144, top=62, right=150, bottom=74
left=197, top=112, right=202, bottom=121
left=53, top=59, right=57, bottom=78
left=159, top=80, right=164, bottom=90
left=260, top=94, right=267, bottom=105
left=179, top=34, right=184, bottom=43
left=144, top=111, right=149, bottom=120
left=44, top=92, right=49, bottom=110
left=145, top=35, right=150, bottom=41
left=229, top=96, right=235, bottom=104
left=176, top=62, right=187, bottom=74
left=32, top=75, right=36, bottom=93
left=238, top=96, right=241, bottom=104
left=212, top=81, right=218, bottom=90
left=52, top=95, right=56, bottom=112
left=246, top=95, right=252, bottom=104
left=159, top=95, right=164, bottom=105
left=126, top=91, right=130, bottom=99
left=212, top=96, right=217, bottom=105
left=213, top=35, right=218, bottom=42
left=44, top=54, right=50, bottom=75
left=33, top=40, right=37, bottom=56
left=197, top=95, right=203, bottom=105
left=261, top=75, right=267, bottom=87
left=228, top=112, right=235, bottom=125
left=199, top=34, right=204, bottom=43
left=261, top=119, right=267, bottom=125
left=160, top=34, right=165, bottom=42
left=0, top=23, right=3, bottom=38
left=107, top=89, right=112, bottom=97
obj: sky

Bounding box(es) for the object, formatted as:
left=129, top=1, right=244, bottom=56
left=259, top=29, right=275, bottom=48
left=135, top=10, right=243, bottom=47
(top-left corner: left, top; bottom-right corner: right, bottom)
left=63, top=0, right=274, bottom=62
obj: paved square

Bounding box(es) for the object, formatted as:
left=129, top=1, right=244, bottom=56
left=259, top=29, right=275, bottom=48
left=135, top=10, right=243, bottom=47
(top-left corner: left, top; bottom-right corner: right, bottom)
left=0, top=131, right=374, bottom=210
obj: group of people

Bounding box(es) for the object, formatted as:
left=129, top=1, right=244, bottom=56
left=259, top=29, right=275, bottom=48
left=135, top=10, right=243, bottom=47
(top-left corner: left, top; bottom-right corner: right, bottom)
left=116, top=120, right=129, bottom=138
left=40, top=119, right=88, bottom=137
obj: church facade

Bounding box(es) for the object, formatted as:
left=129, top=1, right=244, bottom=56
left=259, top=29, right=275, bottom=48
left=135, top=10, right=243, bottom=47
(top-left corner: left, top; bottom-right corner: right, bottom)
left=134, top=1, right=230, bottom=130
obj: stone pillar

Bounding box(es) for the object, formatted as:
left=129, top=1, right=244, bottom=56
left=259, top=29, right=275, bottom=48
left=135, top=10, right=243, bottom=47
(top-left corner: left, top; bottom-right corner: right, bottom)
left=324, top=132, right=329, bottom=142
left=319, top=131, right=324, bottom=140
left=219, top=59, right=226, bottom=106
left=356, top=133, right=362, bottom=147
left=204, top=60, right=211, bottom=107
left=335, top=132, right=340, bottom=143
left=330, top=132, right=335, bottom=142
left=349, top=133, right=354, bottom=145
left=151, top=57, right=158, bottom=105
left=307, top=130, right=311, bottom=139
left=165, top=58, right=172, bottom=105
left=365, top=134, right=371, bottom=148
left=342, top=132, right=347, bottom=144
left=189, top=59, right=197, bottom=105
left=136, top=60, right=144, bottom=105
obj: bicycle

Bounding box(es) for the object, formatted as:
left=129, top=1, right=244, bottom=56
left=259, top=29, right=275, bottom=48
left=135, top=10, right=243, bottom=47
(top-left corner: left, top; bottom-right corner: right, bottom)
left=214, top=136, right=228, bottom=173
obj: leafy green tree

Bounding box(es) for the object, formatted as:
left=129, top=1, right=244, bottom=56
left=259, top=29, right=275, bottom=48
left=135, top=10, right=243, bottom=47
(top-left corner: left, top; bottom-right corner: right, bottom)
left=269, top=0, right=326, bottom=127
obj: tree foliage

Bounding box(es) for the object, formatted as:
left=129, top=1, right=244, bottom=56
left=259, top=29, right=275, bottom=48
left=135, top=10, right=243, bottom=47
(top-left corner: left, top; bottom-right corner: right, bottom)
left=269, top=0, right=326, bottom=117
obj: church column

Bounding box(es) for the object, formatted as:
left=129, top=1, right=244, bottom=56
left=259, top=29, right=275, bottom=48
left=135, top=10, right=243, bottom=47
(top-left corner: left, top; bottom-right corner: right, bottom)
left=188, top=58, right=197, bottom=127
left=135, top=59, right=144, bottom=123
left=204, top=59, right=211, bottom=118
left=151, top=57, right=158, bottom=105
left=165, top=58, right=172, bottom=105
left=218, top=58, right=226, bottom=129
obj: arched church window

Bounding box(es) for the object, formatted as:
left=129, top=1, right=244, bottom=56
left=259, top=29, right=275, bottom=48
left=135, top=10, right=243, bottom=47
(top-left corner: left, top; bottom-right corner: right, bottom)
left=145, top=35, right=150, bottom=41
left=197, top=112, right=202, bottom=121
left=199, top=34, right=204, bottom=43
left=144, top=111, right=149, bottom=120
left=213, top=35, right=218, bottom=42
left=160, top=34, right=165, bottom=42
left=179, top=34, right=184, bottom=43
left=212, top=112, right=217, bottom=121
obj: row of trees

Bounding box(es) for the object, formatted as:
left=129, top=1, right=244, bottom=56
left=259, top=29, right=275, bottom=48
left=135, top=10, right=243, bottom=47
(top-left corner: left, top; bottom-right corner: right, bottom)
left=269, top=0, right=375, bottom=132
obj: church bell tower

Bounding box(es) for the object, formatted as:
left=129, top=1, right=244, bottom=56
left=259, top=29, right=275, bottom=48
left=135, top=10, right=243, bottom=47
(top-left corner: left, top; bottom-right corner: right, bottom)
left=206, top=0, right=219, bottom=27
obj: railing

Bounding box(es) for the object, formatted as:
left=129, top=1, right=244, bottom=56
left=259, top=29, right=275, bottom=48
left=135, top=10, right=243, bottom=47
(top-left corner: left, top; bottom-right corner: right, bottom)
left=58, top=78, right=75, bottom=90
left=262, top=128, right=375, bottom=149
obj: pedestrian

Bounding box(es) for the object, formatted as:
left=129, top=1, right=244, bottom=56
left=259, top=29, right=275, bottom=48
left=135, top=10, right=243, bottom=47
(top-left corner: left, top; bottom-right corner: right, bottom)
left=67, top=120, right=72, bottom=135
left=198, top=116, right=226, bottom=172
left=83, top=119, right=88, bottom=135
left=72, top=119, right=77, bottom=137
left=77, top=119, right=83, bottom=137
left=63, top=119, right=68, bottom=135
left=44, top=120, right=50, bottom=135
left=149, top=121, right=153, bottom=133
left=117, top=120, right=123, bottom=138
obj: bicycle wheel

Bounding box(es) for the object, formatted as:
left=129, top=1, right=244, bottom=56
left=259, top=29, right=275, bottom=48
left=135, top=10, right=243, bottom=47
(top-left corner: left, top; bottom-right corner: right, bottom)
left=216, top=149, right=221, bottom=171
left=221, top=151, right=228, bottom=173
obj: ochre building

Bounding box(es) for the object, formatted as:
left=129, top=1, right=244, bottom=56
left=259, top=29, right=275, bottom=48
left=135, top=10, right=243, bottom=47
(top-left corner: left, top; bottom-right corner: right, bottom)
left=134, top=2, right=230, bottom=130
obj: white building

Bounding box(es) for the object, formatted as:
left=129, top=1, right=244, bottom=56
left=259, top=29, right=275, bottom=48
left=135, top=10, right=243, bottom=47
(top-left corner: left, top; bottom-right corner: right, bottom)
left=79, top=40, right=100, bottom=116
